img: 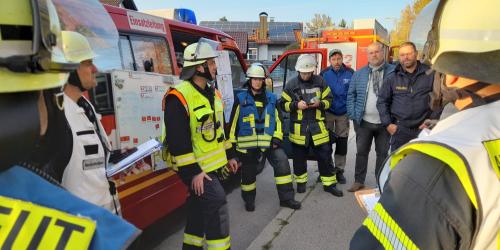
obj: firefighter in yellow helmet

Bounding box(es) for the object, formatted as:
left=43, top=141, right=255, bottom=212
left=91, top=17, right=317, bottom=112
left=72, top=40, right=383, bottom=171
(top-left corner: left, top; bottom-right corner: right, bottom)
left=228, top=63, right=301, bottom=212
left=351, top=0, right=500, bottom=249
left=163, top=39, right=238, bottom=250
left=279, top=54, right=343, bottom=197
left=0, top=1, right=139, bottom=249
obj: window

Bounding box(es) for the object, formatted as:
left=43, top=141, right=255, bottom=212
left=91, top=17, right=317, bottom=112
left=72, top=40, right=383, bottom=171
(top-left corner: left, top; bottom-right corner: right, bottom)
left=119, top=35, right=135, bottom=71
left=130, top=36, right=173, bottom=74
left=227, top=50, right=247, bottom=89
left=271, top=54, right=282, bottom=61
left=247, top=48, right=258, bottom=60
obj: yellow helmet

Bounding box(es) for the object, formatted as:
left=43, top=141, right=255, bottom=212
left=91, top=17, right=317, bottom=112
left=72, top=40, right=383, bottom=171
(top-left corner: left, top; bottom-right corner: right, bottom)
left=295, top=54, right=317, bottom=73
left=414, top=0, right=500, bottom=83
left=183, top=39, right=218, bottom=67
left=0, top=0, right=71, bottom=93
left=246, top=63, right=267, bottom=78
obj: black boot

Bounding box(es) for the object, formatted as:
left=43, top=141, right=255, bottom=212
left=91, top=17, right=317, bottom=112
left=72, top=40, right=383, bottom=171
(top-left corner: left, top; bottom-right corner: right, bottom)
left=280, top=199, right=301, bottom=209
left=245, top=201, right=255, bottom=212
left=296, top=183, right=306, bottom=193
left=324, top=185, right=343, bottom=197
left=336, top=170, right=346, bottom=184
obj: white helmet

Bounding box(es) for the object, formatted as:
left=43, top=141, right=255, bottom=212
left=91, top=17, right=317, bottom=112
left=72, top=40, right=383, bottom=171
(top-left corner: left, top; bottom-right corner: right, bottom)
left=414, top=0, right=500, bottom=83
left=295, top=54, right=317, bottom=73
left=62, top=31, right=97, bottom=63
left=183, top=40, right=217, bottom=67
left=246, top=63, right=266, bottom=78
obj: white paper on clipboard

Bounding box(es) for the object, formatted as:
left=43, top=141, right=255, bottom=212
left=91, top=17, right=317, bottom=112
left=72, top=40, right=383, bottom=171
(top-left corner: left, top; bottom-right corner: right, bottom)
left=354, top=188, right=381, bottom=215
left=106, top=139, right=162, bottom=177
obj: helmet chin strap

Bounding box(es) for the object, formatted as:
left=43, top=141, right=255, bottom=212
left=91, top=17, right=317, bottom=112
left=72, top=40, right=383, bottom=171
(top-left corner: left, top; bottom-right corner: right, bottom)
left=68, top=70, right=87, bottom=92
left=195, top=63, right=214, bottom=81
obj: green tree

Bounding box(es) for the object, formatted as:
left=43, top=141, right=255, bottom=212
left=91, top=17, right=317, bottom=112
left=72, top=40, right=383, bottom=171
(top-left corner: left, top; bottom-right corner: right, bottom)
left=219, top=16, right=228, bottom=21
left=338, top=19, right=347, bottom=28
left=285, top=42, right=300, bottom=51
left=306, top=14, right=333, bottom=34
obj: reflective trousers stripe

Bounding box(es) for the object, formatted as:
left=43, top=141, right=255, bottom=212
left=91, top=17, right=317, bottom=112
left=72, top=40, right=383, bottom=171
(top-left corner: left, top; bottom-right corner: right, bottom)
left=173, top=152, right=196, bottom=166
left=294, top=173, right=308, bottom=183
left=320, top=175, right=337, bottom=186
left=363, top=203, right=420, bottom=250
left=183, top=233, right=203, bottom=247
left=241, top=182, right=256, bottom=191
left=275, top=175, right=293, bottom=185
left=206, top=236, right=231, bottom=250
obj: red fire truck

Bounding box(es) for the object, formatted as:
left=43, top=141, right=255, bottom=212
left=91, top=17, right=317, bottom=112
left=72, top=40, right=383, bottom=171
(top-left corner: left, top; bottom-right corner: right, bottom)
left=300, top=19, right=391, bottom=70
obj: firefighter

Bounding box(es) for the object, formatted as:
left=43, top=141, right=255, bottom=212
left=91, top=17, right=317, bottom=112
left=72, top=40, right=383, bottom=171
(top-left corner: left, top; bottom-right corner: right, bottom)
left=350, top=0, right=500, bottom=249
left=228, top=63, right=301, bottom=212
left=163, top=39, right=238, bottom=250
left=61, top=31, right=117, bottom=212
left=280, top=54, right=343, bottom=197
left=0, top=1, right=140, bottom=249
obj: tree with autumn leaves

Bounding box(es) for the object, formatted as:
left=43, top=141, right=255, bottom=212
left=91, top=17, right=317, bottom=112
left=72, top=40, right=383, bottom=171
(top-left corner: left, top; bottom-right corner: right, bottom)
left=390, top=0, right=432, bottom=47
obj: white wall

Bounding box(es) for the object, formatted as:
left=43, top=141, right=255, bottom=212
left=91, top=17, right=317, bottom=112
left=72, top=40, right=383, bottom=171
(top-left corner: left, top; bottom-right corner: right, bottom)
left=258, top=44, right=268, bottom=61
left=267, top=45, right=286, bottom=61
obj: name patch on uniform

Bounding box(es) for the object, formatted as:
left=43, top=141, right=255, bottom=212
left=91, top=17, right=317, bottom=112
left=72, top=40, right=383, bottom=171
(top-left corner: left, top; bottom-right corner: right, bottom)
left=82, top=157, right=105, bottom=170
left=483, top=139, right=500, bottom=180
left=395, top=86, right=408, bottom=91
left=0, top=196, right=96, bottom=249
left=196, top=121, right=215, bottom=133
left=303, top=87, right=320, bottom=94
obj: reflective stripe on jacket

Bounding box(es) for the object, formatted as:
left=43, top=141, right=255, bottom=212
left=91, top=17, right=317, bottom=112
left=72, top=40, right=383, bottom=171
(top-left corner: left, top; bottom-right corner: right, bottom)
left=232, top=91, right=280, bottom=149
left=280, top=75, right=332, bottom=146
left=166, top=81, right=228, bottom=173
left=376, top=100, right=500, bottom=250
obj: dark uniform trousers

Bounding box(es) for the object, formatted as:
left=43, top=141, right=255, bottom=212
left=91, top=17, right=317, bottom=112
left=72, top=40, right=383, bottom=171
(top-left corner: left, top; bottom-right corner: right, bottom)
left=239, top=148, right=294, bottom=203
left=292, top=135, right=336, bottom=186
left=390, top=125, right=421, bottom=152
left=183, top=173, right=229, bottom=250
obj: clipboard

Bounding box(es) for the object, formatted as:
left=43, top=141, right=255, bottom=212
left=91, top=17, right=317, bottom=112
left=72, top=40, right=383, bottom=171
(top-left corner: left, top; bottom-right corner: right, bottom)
left=354, top=188, right=380, bottom=215
left=106, top=139, right=162, bottom=177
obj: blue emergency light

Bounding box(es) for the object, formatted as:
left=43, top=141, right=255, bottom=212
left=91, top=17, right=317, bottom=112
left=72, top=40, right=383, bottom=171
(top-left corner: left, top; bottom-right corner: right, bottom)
left=175, top=9, right=197, bottom=25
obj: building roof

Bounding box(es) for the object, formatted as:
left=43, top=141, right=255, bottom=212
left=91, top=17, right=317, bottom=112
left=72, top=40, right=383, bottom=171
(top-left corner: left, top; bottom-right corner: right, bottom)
left=200, top=21, right=302, bottom=44
left=224, top=31, right=248, bottom=53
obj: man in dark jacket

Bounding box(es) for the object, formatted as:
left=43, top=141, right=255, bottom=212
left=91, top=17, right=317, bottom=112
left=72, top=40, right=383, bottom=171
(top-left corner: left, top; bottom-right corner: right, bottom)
left=320, top=49, right=354, bottom=184
left=346, top=43, right=395, bottom=192
left=377, top=42, right=441, bottom=151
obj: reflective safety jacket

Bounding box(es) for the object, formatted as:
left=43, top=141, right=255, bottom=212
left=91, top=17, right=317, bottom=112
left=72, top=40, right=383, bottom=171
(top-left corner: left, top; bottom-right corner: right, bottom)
left=279, top=75, right=333, bottom=146
left=363, top=100, right=500, bottom=250
left=229, top=90, right=283, bottom=150
left=162, top=81, right=231, bottom=177
left=0, top=166, right=140, bottom=250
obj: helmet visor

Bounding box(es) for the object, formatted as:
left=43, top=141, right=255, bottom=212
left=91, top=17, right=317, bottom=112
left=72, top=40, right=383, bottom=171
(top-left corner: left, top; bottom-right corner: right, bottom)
left=0, top=0, right=119, bottom=74
left=51, top=0, right=120, bottom=71
left=193, top=37, right=219, bottom=60
left=409, top=0, right=446, bottom=63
